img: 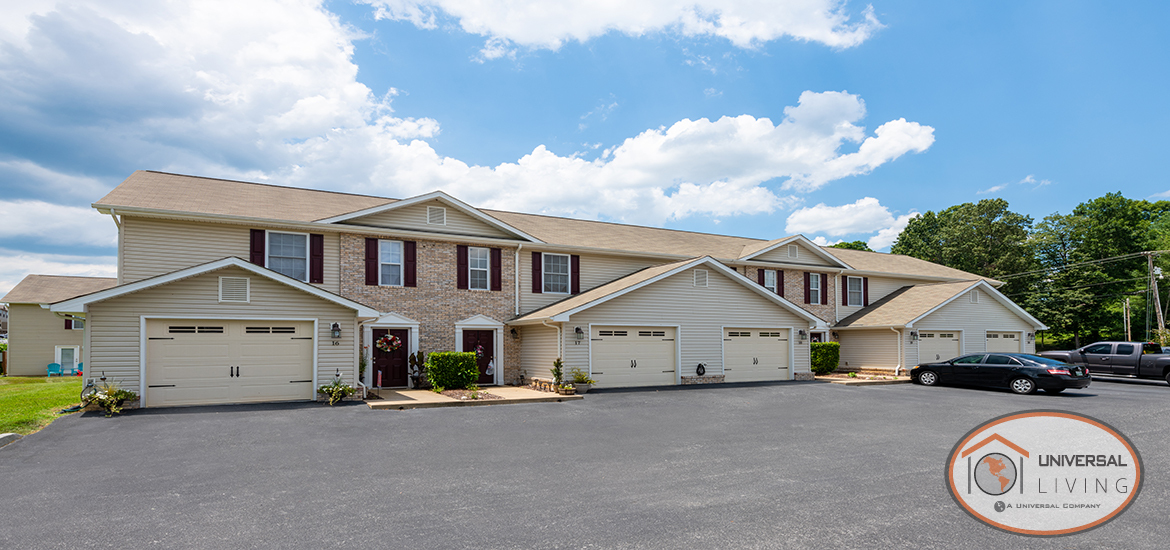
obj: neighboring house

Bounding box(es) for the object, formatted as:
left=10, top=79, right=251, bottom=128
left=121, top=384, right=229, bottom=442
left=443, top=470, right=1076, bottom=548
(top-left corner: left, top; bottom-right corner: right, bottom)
left=35, top=170, right=1043, bottom=408
left=1, top=303, right=8, bottom=333
left=1, top=275, right=118, bottom=376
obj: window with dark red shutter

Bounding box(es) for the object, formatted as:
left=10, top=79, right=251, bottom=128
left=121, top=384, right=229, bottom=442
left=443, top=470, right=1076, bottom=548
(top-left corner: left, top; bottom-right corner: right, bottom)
left=250, top=229, right=266, bottom=266
left=457, top=245, right=469, bottom=289
left=65, top=319, right=72, bottom=330
left=309, top=234, right=324, bottom=284
left=777, top=270, right=784, bottom=297
left=842, top=275, right=849, bottom=306
left=364, top=238, right=378, bottom=286
left=490, top=248, right=502, bottom=291
left=803, top=272, right=811, bottom=304
left=571, top=255, right=580, bottom=294
left=863, top=277, right=869, bottom=306
left=404, top=241, right=417, bottom=287
left=531, top=252, right=542, bottom=294
left=757, top=269, right=765, bottom=286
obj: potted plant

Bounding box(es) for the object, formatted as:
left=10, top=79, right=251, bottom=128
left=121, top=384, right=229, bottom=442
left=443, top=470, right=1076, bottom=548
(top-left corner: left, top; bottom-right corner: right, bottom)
left=550, top=358, right=564, bottom=386
left=318, top=377, right=356, bottom=405
left=83, top=378, right=138, bottom=417
left=568, top=367, right=596, bottom=393
left=558, top=383, right=576, bottom=395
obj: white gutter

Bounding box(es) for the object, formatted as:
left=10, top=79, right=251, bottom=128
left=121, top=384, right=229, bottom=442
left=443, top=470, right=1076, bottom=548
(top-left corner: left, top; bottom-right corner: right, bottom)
left=108, top=208, right=122, bottom=230
left=515, top=244, right=523, bottom=316
left=891, top=327, right=902, bottom=376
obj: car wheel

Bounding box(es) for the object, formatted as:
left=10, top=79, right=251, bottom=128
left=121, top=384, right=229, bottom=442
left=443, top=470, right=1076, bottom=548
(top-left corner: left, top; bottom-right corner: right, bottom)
left=918, top=370, right=940, bottom=386
left=1044, top=387, right=1065, bottom=394
left=1165, top=371, right=1170, bottom=386
left=1010, top=377, right=1036, bottom=395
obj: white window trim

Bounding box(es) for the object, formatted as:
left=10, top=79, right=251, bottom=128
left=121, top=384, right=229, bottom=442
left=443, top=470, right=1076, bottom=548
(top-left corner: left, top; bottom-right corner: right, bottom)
left=542, top=252, right=571, bottom=294
left=55, top=345, right=80, bottom=368
left=846, top=276, right=863, bottom=307
left=379, top=239, right=404, bottom=287
left=809, top=273, right=821, bottom=305
left=764, top=269, right=777, bottom=293
left=468, top=246, right=490, bottom=291
left=69, top=318, right=85, bottom=330
left=266, top=230, right=310, bottom=283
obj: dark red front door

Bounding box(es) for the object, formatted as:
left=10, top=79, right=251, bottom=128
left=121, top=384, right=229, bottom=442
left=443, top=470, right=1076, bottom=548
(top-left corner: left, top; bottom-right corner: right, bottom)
left=463, top=330, right=495, bottom=385
left=372, top=328, right=409, bottom=387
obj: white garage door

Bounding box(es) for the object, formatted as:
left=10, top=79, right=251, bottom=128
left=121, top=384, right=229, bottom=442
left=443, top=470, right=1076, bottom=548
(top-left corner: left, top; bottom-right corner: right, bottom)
left=986, top=332, right=1021, bottom=353
left=723, top=329, right=790, bottom=382
left=590, top=326, right=676, bottom=388
left=919, top=331, right=960, bottom=362
left=146, top=320, right=315, bottom=407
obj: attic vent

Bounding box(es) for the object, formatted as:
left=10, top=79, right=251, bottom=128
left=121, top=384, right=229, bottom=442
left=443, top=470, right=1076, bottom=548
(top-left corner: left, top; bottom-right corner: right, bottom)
left=788, top=244, right=798, bottom=258
left=219, top=276, right=250, bottom=303
left=970, top=290, right=980, bottom=303
left=427, top=206, right=446, bottom=225
left=694, top=269, right=708, bottom=287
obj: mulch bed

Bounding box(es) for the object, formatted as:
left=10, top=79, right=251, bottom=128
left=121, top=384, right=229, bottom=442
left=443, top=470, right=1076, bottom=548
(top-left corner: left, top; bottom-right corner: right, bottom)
left=818, top=373, right=908, bottom=380
left=439, top=389, right=504, bottom=401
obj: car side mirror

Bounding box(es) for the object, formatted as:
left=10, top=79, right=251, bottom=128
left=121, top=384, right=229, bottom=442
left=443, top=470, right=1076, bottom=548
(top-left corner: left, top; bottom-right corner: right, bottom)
left=1078, top=350, right=1086, bottom=355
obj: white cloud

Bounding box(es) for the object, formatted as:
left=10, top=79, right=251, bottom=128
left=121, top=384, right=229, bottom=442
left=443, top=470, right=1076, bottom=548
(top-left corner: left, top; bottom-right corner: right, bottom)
left=0, top=1, right=930, bottom=231
left=0, top=199, right=117, bottom=247
left=0, top=249, right=117, bottom=296
left=785, top=198, right=917, bottom=251
left=979, top=174, right=1053, bottom=195
left=363, top=0, right=883, bottom=55
left=977, top=183, right=1008, bottom=195
left=868, top=213, right=917, bottom=250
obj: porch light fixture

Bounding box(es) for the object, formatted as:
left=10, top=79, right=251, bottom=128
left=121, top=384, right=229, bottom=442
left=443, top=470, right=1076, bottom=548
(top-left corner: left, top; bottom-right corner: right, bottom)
left=330, top=323, right=342, bottom=339
left=1027, top=332, right=1035, bottom=344
left=797, top=329, right=807, bottom=344
left=910, top=331, right=918, bottom=342
left=831, top=332, right=839, bottom=340
left=574, top=327, right=585, bottom=343
left=510, top=328, right=519, bottom=340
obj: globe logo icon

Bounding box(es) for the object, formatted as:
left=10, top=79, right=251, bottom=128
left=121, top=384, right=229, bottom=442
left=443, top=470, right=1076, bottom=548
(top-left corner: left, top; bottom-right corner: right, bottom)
left=974, top=453, right=1017, bottom=495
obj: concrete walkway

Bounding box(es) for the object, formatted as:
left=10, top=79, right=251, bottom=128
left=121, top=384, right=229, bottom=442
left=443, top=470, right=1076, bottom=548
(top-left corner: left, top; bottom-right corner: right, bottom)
left=814, top=375, right=911, bottom=386
left=366, top=386, right=583, bottom=410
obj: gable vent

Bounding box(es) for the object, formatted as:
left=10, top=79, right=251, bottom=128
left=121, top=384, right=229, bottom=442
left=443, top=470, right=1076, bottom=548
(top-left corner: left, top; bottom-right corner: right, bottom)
left=694, top=269, right=708, bottom=287
left=788, top=244, right=798, bottom=258
left=970, top=290, right=980, bottom=303
left=427, top=206, right=447, bottom=225
left=219, top=276, right=250, bottom=303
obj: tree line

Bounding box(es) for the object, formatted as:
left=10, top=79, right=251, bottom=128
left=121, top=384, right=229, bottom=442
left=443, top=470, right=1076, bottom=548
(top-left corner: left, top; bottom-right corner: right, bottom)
left=889, top=193, right=1170, bottom=349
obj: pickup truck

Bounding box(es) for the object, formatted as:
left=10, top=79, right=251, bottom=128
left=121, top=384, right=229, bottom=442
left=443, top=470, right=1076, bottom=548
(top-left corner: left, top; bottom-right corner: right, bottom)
left=1039, top=342, right=1170, bottom=385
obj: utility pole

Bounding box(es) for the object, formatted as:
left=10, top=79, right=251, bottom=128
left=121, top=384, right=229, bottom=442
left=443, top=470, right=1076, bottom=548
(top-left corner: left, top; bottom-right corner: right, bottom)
left=1148, top=253, right=1166, bottom=335
left=1124, top=298, right=1132, bottom=341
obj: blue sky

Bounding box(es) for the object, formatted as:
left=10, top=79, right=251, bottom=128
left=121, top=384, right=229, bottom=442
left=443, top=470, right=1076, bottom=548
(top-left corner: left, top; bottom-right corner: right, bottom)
left=1, top=1, right=1169, bottom=294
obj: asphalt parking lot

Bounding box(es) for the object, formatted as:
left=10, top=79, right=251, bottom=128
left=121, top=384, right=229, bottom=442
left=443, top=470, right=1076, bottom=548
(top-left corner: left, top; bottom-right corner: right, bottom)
left=2, top=378, right=1169, bottom=549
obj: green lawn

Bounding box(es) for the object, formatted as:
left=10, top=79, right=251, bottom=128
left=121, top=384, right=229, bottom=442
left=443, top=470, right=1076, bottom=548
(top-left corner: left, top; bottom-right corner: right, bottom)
left=0, top=376, right=84, bottom=435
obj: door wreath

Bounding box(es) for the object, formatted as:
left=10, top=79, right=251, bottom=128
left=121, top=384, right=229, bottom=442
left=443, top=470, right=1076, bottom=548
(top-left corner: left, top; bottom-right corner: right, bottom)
left=376, top=334, right=402, bottom=352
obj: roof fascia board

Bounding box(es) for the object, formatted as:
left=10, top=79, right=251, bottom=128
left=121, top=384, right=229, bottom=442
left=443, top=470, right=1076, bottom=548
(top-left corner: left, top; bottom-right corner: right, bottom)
left=740, top=235, right=851, bottom=269
left=315, top=191, right=544, bottom=243
left=51, top=257, right=380, bottom=317
left=100, top=207, right=532, bottom=247
left=904, top=281, right=1047, bottom=330
left=548, top=257, right=822, bottom=325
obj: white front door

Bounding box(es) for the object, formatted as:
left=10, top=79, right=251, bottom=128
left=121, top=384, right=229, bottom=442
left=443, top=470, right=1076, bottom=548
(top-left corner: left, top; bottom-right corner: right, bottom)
left=919, top=331, right=960, bottom=362
left=723, top=329, right=790, bottom=382
left=145, top=320, right=315, bottom=407
left=590, top=326, right=676, bottom=388
left=55, top=346, right=78, bottom=372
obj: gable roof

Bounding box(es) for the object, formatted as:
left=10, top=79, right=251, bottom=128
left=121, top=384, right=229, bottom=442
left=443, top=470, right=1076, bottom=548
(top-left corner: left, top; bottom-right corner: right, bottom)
left=737, top=235, right=851, bottom=267
left=95, top=171, right=992, bottom=283
left=2, top=275, right=119, bottom=305
left=50, top=257, right=379, bottom=317
left=318, top=191, right=541, bottom=242
left=95, top=171, right=393, bottom=222
left=834, top=279, right=1046, bottom=330
left=512, top=256, right=823, bottom=325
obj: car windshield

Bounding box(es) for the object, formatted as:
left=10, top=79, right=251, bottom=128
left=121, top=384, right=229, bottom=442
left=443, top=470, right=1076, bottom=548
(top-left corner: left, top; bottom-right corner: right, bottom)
left=1020, top=355, right=1072, bottom=367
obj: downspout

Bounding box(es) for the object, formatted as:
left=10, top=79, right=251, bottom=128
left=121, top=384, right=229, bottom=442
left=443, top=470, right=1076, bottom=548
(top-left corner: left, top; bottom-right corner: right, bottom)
left=890, top=327, right=902, bottom=376
left=108, top=208, right=122, bottom=230
left=515, top=244, right=523, bottom=316
left=542, top=319, right=562, bottom=360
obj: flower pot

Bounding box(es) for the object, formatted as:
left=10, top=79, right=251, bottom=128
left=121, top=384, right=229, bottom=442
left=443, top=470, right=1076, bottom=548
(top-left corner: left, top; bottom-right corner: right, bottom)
left=572, top=383, right=591, bottom=394
left=558, top=387, right=576, bottom=395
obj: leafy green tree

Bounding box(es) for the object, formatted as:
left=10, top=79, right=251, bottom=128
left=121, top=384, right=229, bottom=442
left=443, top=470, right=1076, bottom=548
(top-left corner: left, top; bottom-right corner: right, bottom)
left=828, top=240, right=872, bottom=252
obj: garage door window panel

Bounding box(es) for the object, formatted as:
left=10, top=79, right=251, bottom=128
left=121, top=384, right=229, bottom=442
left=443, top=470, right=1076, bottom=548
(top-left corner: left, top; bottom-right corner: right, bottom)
left=268, top=232, right=308, bottom=281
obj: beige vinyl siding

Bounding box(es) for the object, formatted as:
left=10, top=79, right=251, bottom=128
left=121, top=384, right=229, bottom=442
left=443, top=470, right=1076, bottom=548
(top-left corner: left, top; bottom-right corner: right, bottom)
left=5, top=304, right=84, bottom=376
left=837, top=275, right=925, bottom=320
left=914, top=289, right=1037, bottom=355
left=342, top=200, right=514, bottom=239
left=518, top=325, right=560, bottom=381
left=121, top=217, right=340, bottom=292
left=85, top=266, right=359, bottom=400
left=519, top=251, right=663, bottom=313
left=754, top=242, right=835, bottom=266
left=559, top=267, right=811, bottom=380
left=838, top=329, right=900, bottom=370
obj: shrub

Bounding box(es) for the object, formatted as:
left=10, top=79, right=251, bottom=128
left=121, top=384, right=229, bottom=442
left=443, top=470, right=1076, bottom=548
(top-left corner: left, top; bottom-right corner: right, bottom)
left=810, top=342, right=841, bottom=375
left=318, top=378, right=356, bottom=405
left=426, top=352, right=479, bottom=390
left=83, top=379, right=138, bottom=417
left=550, top=358, right=564, bottom=385
left=568, top=367, right=595, bottom=385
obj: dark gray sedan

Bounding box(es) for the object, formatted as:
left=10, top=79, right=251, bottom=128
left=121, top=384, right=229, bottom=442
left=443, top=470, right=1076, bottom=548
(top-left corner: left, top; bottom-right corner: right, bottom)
left=911, top=353, right=1092, bottom=394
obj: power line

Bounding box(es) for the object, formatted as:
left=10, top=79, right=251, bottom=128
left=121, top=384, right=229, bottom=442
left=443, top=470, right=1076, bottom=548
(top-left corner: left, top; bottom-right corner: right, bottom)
left=1004, top=276, right=1148, bottom=298
left=997, top=251, right=1157, bottom=280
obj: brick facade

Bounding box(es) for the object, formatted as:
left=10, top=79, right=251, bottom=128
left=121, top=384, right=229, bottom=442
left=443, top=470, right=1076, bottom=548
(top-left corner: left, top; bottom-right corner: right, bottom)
left=340, top=234, right=524, bottom=384
left=747, top=267, right=836, bottom=323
